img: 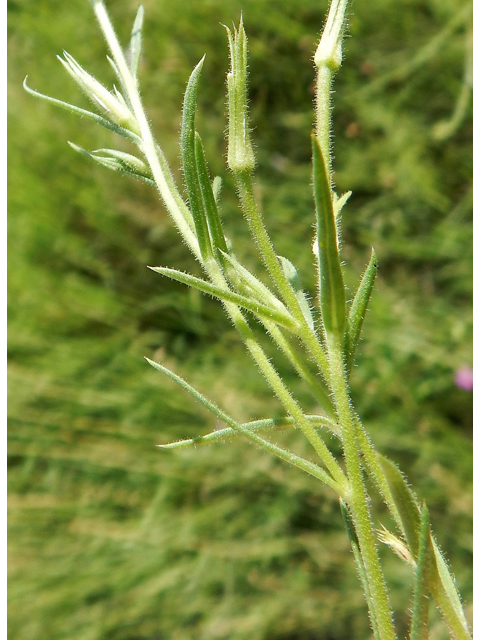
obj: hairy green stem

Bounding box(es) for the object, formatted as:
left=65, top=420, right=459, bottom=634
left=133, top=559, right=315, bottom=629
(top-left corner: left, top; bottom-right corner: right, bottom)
left=158, top=414, right=338, bottom=449
left=206, top=261, right=348, bottom=494
left=327, top=338, right=396, bottom=640
left=91, top=0, right=201, bottom=260
left=262, top=320, right=336, bottom=419
left=315, top=65, right=334, bottom=180
left=234, top=172, right=332, bottom=383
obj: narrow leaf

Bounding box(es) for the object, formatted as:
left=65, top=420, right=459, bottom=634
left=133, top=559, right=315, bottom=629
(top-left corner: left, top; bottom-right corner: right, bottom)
left=149, top=266, right=298, bottom=331
left=147, top=357, right=341, bottom=491
left=377, top=453, right=471, bottom=639
left=429, top=538, right=471, bottom=639
left=409, top=503, right=431, bottom=640
left=279, top=256, right=315, bottom=330
left=194, top=132, right=228, bottom=256
left=68, top=142, right=155, bottom=185
left=58, top=52, right=139, bottom=133
left=23, top=78, right=141, bottom=144
left=263, top=321, right=336, bottom=418
left=355, top=422, right=405, bottom=536
left=129, top=5, right=144, bottom=81
left=333, top=190, right=352, bottom=217
left=212, top=176, right=222, bottom=204
left=146, top=356, right=239, bottom=429
left=181, top=57, right=212, bottom=261
left=344, top=249, right=377, bottom=375
left=377, top=452, right=421, bottom=557
left=93, top=147, right=150, bottom=172
left=312, top=135, right=345, bottom=337
left=158, top=414, right=338, bottom=450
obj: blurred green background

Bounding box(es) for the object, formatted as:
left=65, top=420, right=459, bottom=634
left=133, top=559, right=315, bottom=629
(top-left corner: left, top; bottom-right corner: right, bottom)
left=8, top=0, right=472, bottom=638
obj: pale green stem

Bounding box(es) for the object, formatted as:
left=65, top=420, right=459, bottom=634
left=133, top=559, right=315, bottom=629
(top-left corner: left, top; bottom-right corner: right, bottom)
left=91, top=0, right=201, bottom=260
left=234, top=172, right=332, bottom=383
left=262, top=319, right=336, bottom=419
left=159, top=414, right=338, bottom=450
left=327, top=337, right=396, bottom=640
left=92, top=0, right=347, bottom=494
left=315, top=65, right=334, bottom=181
left=205, top=260, right=348, bottom=494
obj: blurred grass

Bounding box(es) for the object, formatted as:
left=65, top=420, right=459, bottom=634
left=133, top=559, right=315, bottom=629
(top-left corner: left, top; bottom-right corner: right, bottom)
left=8, top=0, right=472, bottom=638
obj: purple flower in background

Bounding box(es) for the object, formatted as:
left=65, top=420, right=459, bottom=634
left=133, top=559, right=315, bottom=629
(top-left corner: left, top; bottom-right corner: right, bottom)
left=454, top=366, right=473, bottom=392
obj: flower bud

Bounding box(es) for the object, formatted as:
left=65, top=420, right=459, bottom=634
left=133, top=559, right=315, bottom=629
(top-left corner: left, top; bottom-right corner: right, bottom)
left=58, top=52, right=140, bottom=134
left=314, top=0, right=349, bottom=72
left=225, top=19, right=255, bottom=173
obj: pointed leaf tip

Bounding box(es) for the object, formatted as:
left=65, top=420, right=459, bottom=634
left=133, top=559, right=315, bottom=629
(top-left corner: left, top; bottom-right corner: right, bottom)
left=312, top=135, right=345, bottom=337
left=343, top=248, right=377, bottom=375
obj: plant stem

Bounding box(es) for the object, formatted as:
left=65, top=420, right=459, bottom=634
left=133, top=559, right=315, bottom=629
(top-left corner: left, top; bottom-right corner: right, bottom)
left=315, top=65, right=334, bottom=181
left=235, top=172, right=332, bottom=383
left=262, top=319, right=336, bottom=419
left=91, top=0, right=201, bottom=261
left=327, top=337, right=396, bottom=640
left=206, top=261, right=348, bottom=494
left=92, top=0, right=346, bottom=495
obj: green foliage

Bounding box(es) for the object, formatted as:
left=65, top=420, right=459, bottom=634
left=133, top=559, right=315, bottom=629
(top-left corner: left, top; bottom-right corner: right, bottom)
left=8, top=0, right=471, bottom=638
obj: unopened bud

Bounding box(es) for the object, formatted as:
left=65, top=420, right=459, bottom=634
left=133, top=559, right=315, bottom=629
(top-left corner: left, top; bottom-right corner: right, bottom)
left=58, top=52, right=140, bottom=134
left=314, top=0, right=349, bottom=72
left=225, top=18, right=255, bottom=173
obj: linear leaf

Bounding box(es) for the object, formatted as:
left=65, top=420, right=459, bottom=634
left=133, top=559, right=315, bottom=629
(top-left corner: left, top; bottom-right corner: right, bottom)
left=377, top=452, right=421, bottom=557
left=149, top=266, right=298, bottom=331
left=333, top=190, right=352, bottom=217
left=409, top=503, right=431, bottom=640
left=212, top=176, right=222, bottom=204
left=221, top=251, right=287, bottom=313
left=23, top=78, right=141, bottom=145
left=129, top=5, right=144, bottom=81
left=158, top=414, right=338, bottom=449
left=180, top=57, right=212, bottom=261
left=194, top=132, right=228, bottom=256
left=279, top=256, right=315, bottom=330
left=429, top=538, right=471, bottom=640
left=377, top=453, right=471, bottom=639
left=312, top=135, right=345, bottom=337
left=68, top=142, right=155, bottom=185
left=260, top=320, right=336, bottom=418
left=344, top=249, right=377, bottom=374
left=147, top=358, right=341, bottom=491
left=355, top=422, right=405, bottom=537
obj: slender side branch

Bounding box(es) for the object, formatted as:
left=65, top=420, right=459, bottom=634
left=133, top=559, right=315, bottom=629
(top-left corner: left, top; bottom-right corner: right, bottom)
left=147, top=358, right=343, bottom=493
left=235, top=172, right=332, bottom=383
left=206, top=262, right=348, bottom=494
